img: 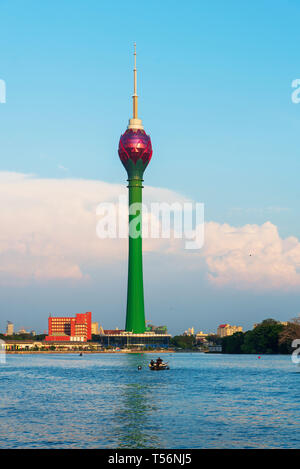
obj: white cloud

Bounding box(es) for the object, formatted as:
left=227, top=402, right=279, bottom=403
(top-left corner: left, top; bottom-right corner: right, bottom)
left=201, top=221, right=300, bottom=290
left=0, top=172, right=187, bottom=284
left=0, top=171, right=300, bottom=291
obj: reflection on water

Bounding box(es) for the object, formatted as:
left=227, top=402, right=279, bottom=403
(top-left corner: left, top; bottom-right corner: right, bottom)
left=113, top=354, right=159, bottom=449
left=114, top=382, right=159, bottom=448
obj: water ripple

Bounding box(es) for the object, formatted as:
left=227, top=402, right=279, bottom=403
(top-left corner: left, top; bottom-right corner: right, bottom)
left=0, top=353, right=298, bottom=448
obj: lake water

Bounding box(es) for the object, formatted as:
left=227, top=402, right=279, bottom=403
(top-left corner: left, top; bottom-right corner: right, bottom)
left=0, top=353, right=299, bottom=448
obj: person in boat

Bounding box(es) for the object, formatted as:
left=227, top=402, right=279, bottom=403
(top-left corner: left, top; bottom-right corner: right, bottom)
left=156, top=357, right=163, bottom=367
left=150, top=359, right=155, bottom=367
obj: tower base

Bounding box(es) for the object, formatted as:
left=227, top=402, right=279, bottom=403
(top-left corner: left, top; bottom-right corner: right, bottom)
left=100, top=331, right=171, bottom=349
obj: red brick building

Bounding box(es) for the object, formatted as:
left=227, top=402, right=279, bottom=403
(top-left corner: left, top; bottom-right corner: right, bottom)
left=46, top=312, right=92, bottom=342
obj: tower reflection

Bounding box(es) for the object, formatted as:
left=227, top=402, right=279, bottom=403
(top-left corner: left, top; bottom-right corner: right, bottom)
left=113, top=354, right=161, bottom=449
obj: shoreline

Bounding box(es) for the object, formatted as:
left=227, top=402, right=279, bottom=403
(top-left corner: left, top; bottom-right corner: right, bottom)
left=6, top=349, right=174, bottom=354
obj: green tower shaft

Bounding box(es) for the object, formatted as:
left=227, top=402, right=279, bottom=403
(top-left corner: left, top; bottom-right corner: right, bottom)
left=126, top=177, right=145, bottom=333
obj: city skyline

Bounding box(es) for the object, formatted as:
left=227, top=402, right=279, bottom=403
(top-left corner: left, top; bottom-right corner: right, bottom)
left=1, top=1, right=300, bottom=334
left=0, top=314, right=291, bottom=338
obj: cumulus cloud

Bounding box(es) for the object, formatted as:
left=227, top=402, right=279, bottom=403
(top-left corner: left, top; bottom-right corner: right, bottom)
left=0, top=172, right=187, bottom=284
left=201, top=221, right=300, bottom=290
left=0, top=171, right=300, bottom=291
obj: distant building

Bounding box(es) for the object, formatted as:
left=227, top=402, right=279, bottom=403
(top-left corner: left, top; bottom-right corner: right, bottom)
left=6, top=321, right=14, bottom=336
left=102, top=329, right=125, bottom=335
left=91, top=322, right=99, bottom=335
left=99, top=329, right=170, bottom=349
left=17, top=327, right=28, bottom=335
left=195, top=331, right=211, bottom=342
left=208, top=345, right=222, bottom=353
left=4, top=339, right=102, bottom=352
left=183, top=327, right=195, bottom=336
left=46, top=312, right=92, bottom=342
left=145, top=323, right=168, bottom=334
left=217, top=324, right=243, bottom=337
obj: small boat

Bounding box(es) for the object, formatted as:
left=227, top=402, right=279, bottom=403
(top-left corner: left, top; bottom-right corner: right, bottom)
left=149, top=362, right=169, bottom=371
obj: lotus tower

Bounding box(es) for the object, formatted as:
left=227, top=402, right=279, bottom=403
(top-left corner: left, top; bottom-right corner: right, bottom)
left=118, top=45, right=153, bottom=334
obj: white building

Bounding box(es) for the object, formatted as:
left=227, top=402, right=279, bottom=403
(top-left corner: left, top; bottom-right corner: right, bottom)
left=217, top=324, right=243, bottom=337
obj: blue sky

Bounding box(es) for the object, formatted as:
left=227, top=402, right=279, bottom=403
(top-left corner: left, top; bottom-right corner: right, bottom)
left=1, top=0, right=300, bottom=334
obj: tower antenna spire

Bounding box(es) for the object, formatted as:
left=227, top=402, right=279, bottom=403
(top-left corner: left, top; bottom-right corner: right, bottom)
left=128, top=43, right=143, bottom=130
left=133, top=43, right=137, bottom=119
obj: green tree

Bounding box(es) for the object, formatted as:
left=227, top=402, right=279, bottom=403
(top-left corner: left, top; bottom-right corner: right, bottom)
left=279, top=318, right=300, bottom=354
left=206, top=334, right=222, bottom=345
left=34, top=334, right=46, bottom=341
left=241, top=319, right=284, bottom=354
left=222, top=332, right=245, bottom=353
left=170, top=335, right=196, bottom=350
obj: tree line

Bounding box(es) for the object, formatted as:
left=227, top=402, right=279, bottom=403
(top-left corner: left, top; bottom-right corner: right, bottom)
left=170, top=318, right=300, bottom=354
left=221, top=318, right=300, bottom=354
